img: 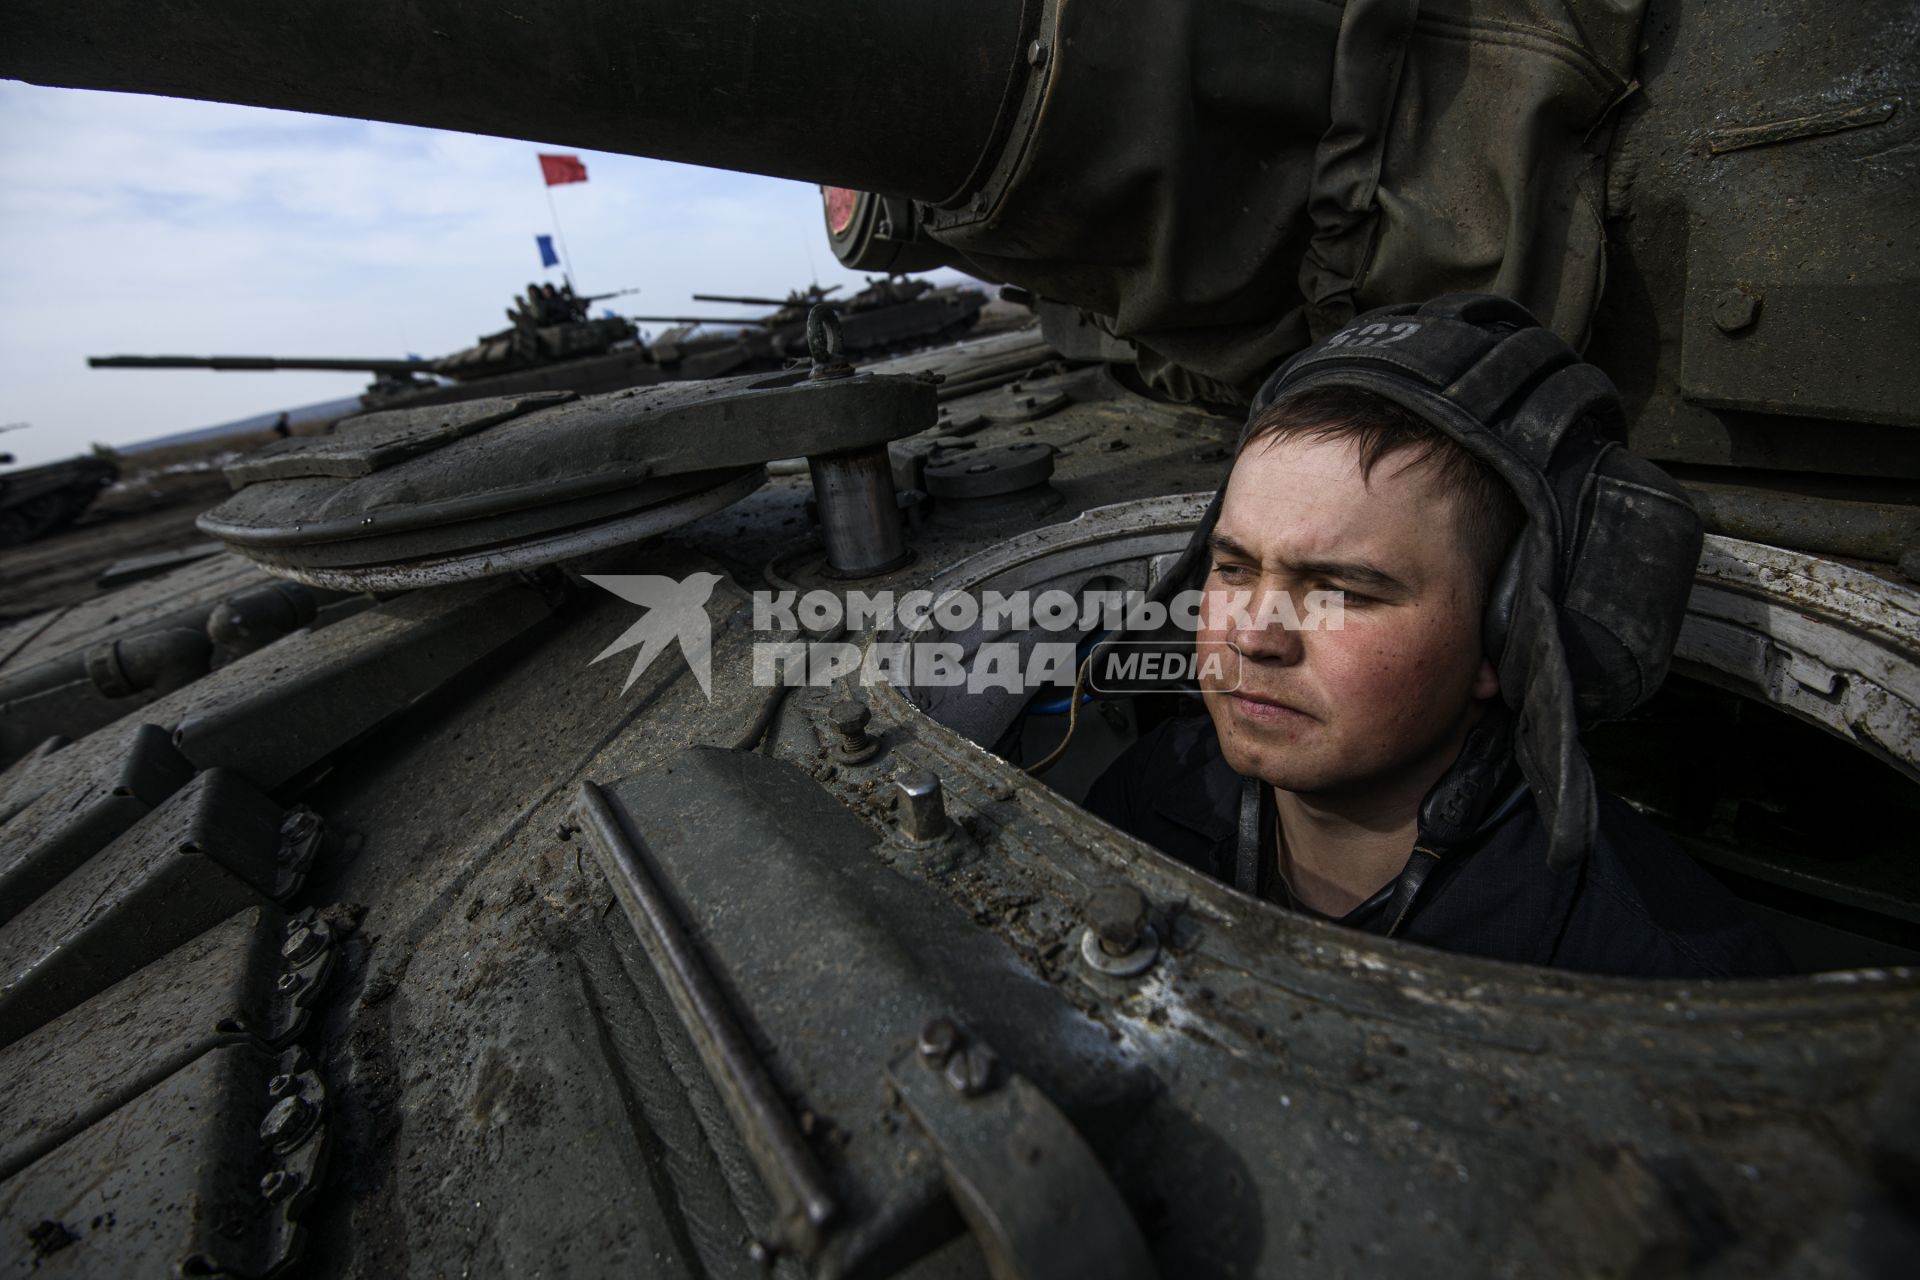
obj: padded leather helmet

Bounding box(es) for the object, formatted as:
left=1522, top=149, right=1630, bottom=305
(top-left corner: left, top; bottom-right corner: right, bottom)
left=1141, top=293, right=1703, bottom=869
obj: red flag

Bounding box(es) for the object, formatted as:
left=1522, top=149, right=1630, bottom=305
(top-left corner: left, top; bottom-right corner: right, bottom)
left=538, top=153, right=588, bottom=186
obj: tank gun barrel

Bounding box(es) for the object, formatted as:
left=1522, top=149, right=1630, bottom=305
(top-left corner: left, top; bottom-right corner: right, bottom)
left=89, top=354, right=437, bottom=376
left=578, top=287, right=644, bottom=304
left=624, top=316, right=772, bottom=327
left=689, top=295, right=797, bottom=309
left=692, top=288, right=840, bottom=308
left=1, top=1, right=1025, bottom=202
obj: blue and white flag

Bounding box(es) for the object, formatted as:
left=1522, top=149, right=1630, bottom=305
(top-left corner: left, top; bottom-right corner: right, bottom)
left=535, top=234, right=559, bottom=268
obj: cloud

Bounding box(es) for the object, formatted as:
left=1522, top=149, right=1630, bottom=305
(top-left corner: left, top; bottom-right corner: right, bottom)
left=0, top=83, right=972, bottom=467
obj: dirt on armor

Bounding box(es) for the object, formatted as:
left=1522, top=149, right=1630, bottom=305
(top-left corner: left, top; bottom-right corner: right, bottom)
left=0, top=460, right=234, bottom=622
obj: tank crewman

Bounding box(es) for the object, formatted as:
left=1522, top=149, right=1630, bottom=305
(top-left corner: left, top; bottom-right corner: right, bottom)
left=512, top=283, right=542, bottom=327
left=1085, top=295, right=1788, bottom=980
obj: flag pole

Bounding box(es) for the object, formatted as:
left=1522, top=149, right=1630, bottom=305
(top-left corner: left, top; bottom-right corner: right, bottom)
left=542, top=180, right=578, bottom=290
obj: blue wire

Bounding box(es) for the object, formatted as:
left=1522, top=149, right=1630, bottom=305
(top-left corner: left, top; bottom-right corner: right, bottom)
left=1025, top=633, right=1103, bottom=716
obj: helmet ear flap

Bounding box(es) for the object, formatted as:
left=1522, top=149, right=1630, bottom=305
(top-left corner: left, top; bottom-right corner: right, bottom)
left=1482, top=537, right=1523, bottom=668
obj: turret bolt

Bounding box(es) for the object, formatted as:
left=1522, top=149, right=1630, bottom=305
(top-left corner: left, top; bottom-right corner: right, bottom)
left=1089, top=885, right=1149, bottom=956
left=277, top=972, right=305, bottom=995
left=260, top=1095, right=317, bottom=1152
left=917, top=1017, right=962, bottom=1068
left=1081, top=884, right=1161, bottom=978
left=275, top=808, right=321, bottom=865
left=259, top=1169, right=299, bottom=1201
left=1027, top=39, right=1049, bottom=67
left=944, top=1044, right=999, bottom=1098
left=895, top=770, right=949, bottom=844
left=282, top=921, right=327, bottom=965
left=1712, top=288, right=1760, bottom=334
left=829, top=700, right=881, bottom=764
left=267, top=1074, right=297, bottom=1099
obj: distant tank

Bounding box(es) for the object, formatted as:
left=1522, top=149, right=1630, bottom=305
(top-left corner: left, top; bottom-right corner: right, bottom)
left=85, top=282, right=790, bottom=419
left=651, top=275, right=987, bottom=359
left=0, top=454, right=117, bottom=546
left=89, top=277, right=986, bottom=424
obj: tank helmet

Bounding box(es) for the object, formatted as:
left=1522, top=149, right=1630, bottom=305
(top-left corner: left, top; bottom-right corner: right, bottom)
left=1158, top=293, right=1703, bottom=869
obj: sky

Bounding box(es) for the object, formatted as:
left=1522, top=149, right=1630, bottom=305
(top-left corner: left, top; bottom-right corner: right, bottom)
left=0, top=82, right=958, bottom=468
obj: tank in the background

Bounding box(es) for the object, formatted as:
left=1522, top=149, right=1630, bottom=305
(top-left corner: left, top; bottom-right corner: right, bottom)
left=0, top=454, right=117, bottom=547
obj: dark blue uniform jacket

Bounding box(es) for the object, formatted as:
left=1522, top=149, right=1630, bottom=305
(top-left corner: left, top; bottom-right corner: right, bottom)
left=1085, top=716, right=1790, bottom=980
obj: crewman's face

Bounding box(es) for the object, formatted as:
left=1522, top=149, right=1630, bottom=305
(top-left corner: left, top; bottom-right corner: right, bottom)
left=1197, top=434, right=1500, bottom=801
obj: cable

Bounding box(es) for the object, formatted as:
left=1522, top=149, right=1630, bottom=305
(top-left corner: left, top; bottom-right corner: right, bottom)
left=724, top=541, right=843, bottom=752
left=1023, top=656, right=1093, bottom=777
left=1026, top=632, right=1103, bottom=715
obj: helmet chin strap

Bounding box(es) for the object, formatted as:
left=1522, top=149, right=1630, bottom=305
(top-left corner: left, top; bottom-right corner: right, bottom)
left=1235, top=779, right=1263, bottom=897
left=1233, top=774, right=1443, bottom=936
left=1233, top=699, right=1524, bottom=932
left=1502, top=583, right=1597, bottom=870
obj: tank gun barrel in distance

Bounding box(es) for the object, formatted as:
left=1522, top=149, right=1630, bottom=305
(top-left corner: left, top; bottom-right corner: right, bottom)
left=689, top=295, right=799, bottom=308
left=0, top=0, right=1026, bottom=201
left=691, top=287, right=840, bottom=307
left=624, top=316, right=772, bottom=327
left=89, top=354, right=436, bottom=375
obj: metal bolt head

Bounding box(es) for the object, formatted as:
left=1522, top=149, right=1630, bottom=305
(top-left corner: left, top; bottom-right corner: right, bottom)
left=829, top=700, right=881, bottom=764
left=895, top=770, right=949, bottom=843
left=259, top=1169, right=298, bottom=1201
left=277, top=971, right=305, bottom=995
left=281, top=923, right=325, bottom=964
left=260, top=1095, right=315, bottom=1151
left=917, top=1017, right=962, bottom=1068
left=1027, top=39, right=1049, bottom=67
left=1712, top=288, right=1760, bottom=334
left=944, top=1045, right=998, bottom=1097
left=1088, top=884, right=1150, bottom=955
left=829, top=700, right=871, bottom=739
left=268, top=1073, right=296, bottom=1099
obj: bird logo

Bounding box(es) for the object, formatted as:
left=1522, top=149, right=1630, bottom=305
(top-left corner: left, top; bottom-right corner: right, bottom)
left=584, top=573, right=724, bottom=698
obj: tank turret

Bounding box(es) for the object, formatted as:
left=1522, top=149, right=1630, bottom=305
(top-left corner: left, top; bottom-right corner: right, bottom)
left=89, top=284, right=641, bottom=386
left=656, top=276, right=986, bottom=359
left=83, top=285, right=753, bottom=417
